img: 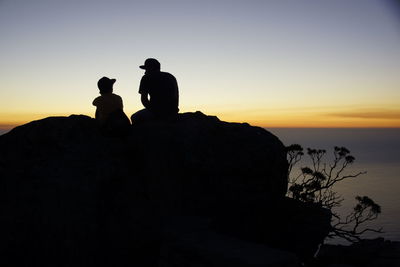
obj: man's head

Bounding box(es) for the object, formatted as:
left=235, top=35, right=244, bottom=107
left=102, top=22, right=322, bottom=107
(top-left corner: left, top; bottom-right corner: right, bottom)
left=140, top=58, right=161, bottom=72
left=97, top=77, right=116, bottom=94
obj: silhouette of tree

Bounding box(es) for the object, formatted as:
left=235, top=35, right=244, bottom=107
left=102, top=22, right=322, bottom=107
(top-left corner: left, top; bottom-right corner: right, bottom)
left=286, top=144, right=382, bottom=243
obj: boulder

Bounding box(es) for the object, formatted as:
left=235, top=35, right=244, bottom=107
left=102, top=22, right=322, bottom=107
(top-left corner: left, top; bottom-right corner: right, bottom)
left=318, top=238, right=400, bottom=266
left=159, top=216, right=299, bottom=266
left=0, top=112, right=329, bottom=266
left=129, top=111, right=288, bottom=215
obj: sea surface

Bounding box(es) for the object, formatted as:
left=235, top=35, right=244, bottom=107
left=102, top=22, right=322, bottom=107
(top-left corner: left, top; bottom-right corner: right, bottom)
left=268, top=128, right=400, bottom=244
left=1, top=127, right=399, bottom=244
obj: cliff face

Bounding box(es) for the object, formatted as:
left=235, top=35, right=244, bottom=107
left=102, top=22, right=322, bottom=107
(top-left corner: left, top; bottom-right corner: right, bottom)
left=0, top=112, right=288, bottom=214
left=0, top=112, right=330, bottom=266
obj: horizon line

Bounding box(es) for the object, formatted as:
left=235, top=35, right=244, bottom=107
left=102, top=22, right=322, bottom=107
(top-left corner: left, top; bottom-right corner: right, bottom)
left=1, top=122, right=400, bottom=133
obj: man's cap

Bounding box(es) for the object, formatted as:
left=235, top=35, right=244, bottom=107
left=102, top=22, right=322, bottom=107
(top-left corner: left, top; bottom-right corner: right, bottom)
left=97, top=76, right=116, bottom=89
left=140, top=58, right=160, bottom=70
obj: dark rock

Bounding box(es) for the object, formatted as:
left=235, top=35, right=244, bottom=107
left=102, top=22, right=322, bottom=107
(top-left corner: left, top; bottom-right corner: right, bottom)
left=159, top=216, right=299, bottom=266
left=318, top=238, right=400, bottom=267
left=0, top=112, right=330, bottom=266
left=129, top=111, right=288, bottom=216
left=0, top=115, right=159, bottom=266
left=213, top=196, right=332, bottom=262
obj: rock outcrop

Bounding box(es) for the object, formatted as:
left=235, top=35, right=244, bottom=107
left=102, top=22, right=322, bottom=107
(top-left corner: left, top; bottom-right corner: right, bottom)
left=0, top=112, right=331, bottom=266
left=318, top=238, right=400, bottom=267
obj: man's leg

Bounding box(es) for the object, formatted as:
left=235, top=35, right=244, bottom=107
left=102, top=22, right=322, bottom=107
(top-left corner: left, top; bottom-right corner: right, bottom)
left=130, top=109, right=154, bottom=124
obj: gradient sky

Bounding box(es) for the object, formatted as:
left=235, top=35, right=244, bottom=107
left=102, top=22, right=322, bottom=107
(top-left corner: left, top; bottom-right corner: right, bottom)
left=1, top=0, right=400, bottom=129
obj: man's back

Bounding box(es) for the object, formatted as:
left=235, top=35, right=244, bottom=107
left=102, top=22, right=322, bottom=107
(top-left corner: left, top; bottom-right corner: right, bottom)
left=139, top=71, right=179, bottom=116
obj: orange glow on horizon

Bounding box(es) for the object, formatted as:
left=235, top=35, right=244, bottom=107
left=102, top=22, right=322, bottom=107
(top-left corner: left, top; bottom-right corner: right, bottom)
left=207, top=108, right=400, bottom=128
left=221, top=117, right=400, bottom=129
left=1, top=109, right=400, bottom=133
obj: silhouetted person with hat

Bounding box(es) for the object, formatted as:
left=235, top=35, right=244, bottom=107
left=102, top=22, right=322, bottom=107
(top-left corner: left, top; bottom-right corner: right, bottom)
left=131, top=58, right=179, bottom=124
left=93, top=77, right=130, bottom=136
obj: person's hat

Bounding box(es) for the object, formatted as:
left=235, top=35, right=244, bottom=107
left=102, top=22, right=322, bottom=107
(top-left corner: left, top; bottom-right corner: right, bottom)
left=97, top=76, right=116, bottom=89
left=140, top=58, right=160, bottom=70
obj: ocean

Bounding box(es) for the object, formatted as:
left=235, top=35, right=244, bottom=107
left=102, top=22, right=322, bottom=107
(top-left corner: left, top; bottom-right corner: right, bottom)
left=1, top=127, right=399, bottom=243
left=268, top=128, right=400, bottom=244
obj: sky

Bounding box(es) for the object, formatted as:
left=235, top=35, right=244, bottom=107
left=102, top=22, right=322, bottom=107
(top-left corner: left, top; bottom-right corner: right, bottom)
left=1, top=0, right=400, bottom=130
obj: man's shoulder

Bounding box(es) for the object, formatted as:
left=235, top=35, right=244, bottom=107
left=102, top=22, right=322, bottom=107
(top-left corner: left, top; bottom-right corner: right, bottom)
left=159, top=72, right=177, bottom=83
left=142, top=71, right=177, bottom=84
left=143, top=71, right=175, bottom=77
left=160, top=71, right=175, bottom=78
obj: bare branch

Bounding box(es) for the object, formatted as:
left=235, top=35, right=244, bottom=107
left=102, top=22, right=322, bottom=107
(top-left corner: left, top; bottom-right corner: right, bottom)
left=286, top=145, right=382, bottom=244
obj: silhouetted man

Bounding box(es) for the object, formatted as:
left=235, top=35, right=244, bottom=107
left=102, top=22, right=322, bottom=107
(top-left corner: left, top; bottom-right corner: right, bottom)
left=131, top=58, right=179, bottom=124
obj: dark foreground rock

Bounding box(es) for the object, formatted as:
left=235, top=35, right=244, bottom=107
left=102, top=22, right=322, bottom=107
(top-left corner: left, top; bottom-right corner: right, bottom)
left=160, top=216, right=299, bottom=267
left=0, top=112, right=331, bottom=266
left=317, top=238, right=400, bottom=267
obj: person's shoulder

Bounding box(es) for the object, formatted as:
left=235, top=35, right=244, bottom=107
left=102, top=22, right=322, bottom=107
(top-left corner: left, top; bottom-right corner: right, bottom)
left=108, top=93, right=121, bottom=101
left=160, top=71, right=176, bottom=80
left=92, top=95, right=102, bottom=106
left=160, top=71, right=174, bottom=76
left=140, top=74, right=151, bottom=84
left=111, top=93, right=122, bottom=98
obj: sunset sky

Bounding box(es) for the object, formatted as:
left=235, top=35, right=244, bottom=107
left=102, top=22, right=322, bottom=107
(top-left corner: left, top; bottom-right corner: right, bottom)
left=1, top=0, right=400, bottom=130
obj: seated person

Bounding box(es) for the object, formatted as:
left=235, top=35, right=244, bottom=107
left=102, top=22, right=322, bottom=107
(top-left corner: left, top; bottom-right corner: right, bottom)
left=131, top=58, right=179, bottom=124
left=93, top=77, right=130, bottom=135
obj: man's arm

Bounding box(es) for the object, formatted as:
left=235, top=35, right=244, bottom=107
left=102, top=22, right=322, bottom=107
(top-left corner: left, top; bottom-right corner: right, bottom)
left=139, top=76, right=150, bottom=109
left=141, top=93, right=150, bottom=109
